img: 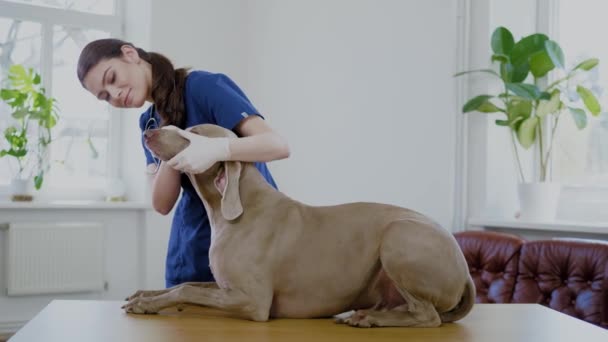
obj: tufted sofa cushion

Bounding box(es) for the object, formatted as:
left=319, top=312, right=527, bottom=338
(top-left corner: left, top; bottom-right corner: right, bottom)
left=455, top=231, right=608, bottom=328
left=513, top=239, right=608, bottom=327
left=454, top=231, right=524, bottom=303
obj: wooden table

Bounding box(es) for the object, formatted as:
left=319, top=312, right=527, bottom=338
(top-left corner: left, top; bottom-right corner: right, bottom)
left=9, top=301, right=608, bottom=342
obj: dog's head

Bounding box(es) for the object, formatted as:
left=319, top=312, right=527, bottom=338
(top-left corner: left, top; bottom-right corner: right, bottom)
left=144, top=124, right=243, bottom=221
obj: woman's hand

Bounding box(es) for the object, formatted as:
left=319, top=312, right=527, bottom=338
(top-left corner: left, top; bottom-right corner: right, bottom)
left=163, top=117, right=290, bottom=174
left=164, top=126, right=231, bottom=174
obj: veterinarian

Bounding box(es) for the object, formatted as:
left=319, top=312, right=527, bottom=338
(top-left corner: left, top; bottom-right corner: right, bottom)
left=77, top=38, right=290, bottom=287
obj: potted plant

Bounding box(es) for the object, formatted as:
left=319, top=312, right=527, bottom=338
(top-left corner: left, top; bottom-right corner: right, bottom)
left=0, top=65, right=59, bottom=201
left=456, top=27, right=600, bottom=220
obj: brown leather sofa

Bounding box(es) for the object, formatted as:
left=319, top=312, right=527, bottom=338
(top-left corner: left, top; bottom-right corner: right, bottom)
left=454, top=230, right=608, bottom=328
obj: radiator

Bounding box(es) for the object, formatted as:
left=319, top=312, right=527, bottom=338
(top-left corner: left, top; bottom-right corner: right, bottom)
left=4, top=222, right=105, bottom=296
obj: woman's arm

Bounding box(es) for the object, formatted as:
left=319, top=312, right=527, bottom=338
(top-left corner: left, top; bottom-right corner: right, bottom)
left=230, top=116, right=290, bottom=162
left=147, top=162, right=181, bottom=215
left=157, top=116, right=290, bottom=204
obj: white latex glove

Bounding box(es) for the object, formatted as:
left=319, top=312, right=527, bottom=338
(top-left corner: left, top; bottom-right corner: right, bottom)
left=163, top=126, right=231, bottom=174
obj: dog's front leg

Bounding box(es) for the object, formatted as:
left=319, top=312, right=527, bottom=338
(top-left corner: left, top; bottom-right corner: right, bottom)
left=123, top=284, right=273, bottom=321
left=125, top=282, right=219, bottom=301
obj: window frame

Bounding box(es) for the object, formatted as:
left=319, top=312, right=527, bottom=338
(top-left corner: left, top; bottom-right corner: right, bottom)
left=461, top=0, right=608, bottom=227
left=0, top=0, right=124, bottom=197
left=539, top=0, right=608, bottom=222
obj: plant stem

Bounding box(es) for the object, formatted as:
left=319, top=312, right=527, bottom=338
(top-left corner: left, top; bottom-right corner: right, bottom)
left=502, top=82, right=526, bottom=183
left=538, top=114, right=545, bottom=182
left=546, top=72, right=575, bottom=91
left=543, top=113, right=561, bottom=181
left=511, top=130, right=526, bottom=183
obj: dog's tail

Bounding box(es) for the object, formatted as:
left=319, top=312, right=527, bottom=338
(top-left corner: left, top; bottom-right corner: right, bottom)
left=439, top=275, right=475, bottom=323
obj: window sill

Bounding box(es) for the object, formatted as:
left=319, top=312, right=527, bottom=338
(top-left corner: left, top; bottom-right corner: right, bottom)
left=0, top=200, right=152, bottom=210
left=467, top=217, right=608, bottom=235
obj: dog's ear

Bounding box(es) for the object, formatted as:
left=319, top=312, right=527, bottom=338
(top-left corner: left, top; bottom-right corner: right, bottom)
left=221, top=161, right=243, bottom=220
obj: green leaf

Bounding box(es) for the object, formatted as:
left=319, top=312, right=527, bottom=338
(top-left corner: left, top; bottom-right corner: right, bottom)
left=492, top=54, right=509, bottom=63
left=500, top=63, right=530, bottom=83
left=4, top=126, right=17, bottom=141
left=34, top=173, right=43, bottom=190
left=510, top=33, right=549, bottom=66
left=507, top=100, right=531, bottom=129
left=529, top=50, right=555, bottom=77
left=568, top=107, right=587, bottom=129
left=453, top=69, right=500, bottom=78
left=33, top=73, right=41, bottom=85
left=8, top=64, right=27, bottom=80
left=517, top=116, right=538, bottom=149
left=573, top=58, right=599, bottom=71
left=6, top=148, right=27, bottom=158
left=8, top=65, right=32, bottom=91
left=11, top=109, right=29, bottom=119
left=576, top=85, right=601, bottom=115
left=477, top=101, right=502, bottom=113
left=511, top=63, right=530, bottom=82
left=42, top=115, right=57, bottom=129
left=536, top=89, right=562, bottom=117
left=491, top=27, right=515, bottom=55
left=0, top=89, right=27, bottom=108
left=0, top=88, right=17, bottom=101
left=462, top=95, right=494, bottom=112
left=509, top=116, right=525, bottom=128
left=29, top=110, right=42, bottom=119
left=507, top=99, right=533, bottom=119
left=506, top=83, right=541, bottom=100
left=496, top=119, right=510, bottom=126
left=500, top=63, right=513, bottom=82
left=545, top=40, right=565, bottom=69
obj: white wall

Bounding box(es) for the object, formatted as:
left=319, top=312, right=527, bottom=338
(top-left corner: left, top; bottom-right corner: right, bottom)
left=150, top=0, right=248, bottom=80
left=147, top=0, right=461, bottom=229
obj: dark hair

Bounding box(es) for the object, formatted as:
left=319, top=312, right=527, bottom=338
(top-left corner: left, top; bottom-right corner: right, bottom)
left=77, top=38, right=189, bottom=128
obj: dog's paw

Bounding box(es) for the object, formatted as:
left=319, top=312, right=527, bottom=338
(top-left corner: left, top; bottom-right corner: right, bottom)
left=343, top=310, right=375, bottom=328
left=125, top=289, right=168, bottom=301
left=121, top=298, right=160, bottom=315
left=333, top=310, right=355, bottom=324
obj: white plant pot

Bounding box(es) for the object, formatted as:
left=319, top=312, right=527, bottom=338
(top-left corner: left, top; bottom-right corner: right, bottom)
left=10, top=178, right=33, bottom=201
left=517, top=182, right=561, bottom=221
left=105, top=178, right=127, bottom=202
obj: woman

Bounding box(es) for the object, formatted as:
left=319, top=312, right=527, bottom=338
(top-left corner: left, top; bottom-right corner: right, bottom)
left=77, top=38, right=290, bottom=287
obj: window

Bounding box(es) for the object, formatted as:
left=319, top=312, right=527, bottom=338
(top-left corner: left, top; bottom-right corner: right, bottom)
left=0, top=0, right=122, bottom=193
left=553, top=0, right=608, bottom=187
left=4, top=0, right=115, bottom=15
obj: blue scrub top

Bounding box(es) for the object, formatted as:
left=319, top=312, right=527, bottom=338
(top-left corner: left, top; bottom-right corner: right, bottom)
left=139, top=71, right=278, bottom=287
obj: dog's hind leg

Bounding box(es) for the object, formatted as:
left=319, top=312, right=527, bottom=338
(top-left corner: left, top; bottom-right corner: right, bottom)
left=340, top=219, right=466, bottom=328
left=339, top=293, right=440, bottom=328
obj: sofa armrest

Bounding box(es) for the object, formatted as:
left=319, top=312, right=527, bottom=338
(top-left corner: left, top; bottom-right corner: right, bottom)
left=454, top=231, right=525, bottom=303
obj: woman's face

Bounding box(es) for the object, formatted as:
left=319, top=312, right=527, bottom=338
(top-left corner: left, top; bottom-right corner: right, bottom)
left=82, top=45, right=151, bottom=108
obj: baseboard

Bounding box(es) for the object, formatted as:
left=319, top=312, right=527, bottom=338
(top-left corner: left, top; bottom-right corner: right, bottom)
left=0, top=320, right=25, bottom=335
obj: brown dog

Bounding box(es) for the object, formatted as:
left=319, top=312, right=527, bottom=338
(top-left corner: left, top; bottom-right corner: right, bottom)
left=125, top=124, right=475, bottom=328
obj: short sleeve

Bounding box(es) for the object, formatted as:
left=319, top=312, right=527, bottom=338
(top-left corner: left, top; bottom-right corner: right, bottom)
left=139, top=106, right=158, bottom=166
left=208, top=74, right=263, bottom=130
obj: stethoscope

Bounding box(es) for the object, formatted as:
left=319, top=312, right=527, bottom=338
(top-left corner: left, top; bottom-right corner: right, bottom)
left=143, top=106, right=161, bottom=175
